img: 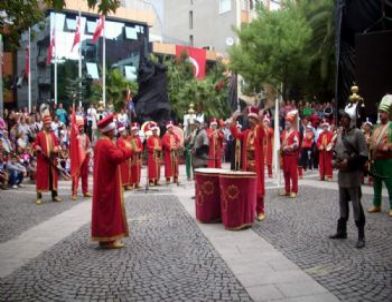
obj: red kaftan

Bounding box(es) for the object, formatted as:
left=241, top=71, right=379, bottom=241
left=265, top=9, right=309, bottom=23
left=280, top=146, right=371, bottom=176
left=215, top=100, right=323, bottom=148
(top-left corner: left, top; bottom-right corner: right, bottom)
left=207, top=129, right=224, bottom=168
left=91, top=136, right=132, bottom=242
left=147, top=135, right=162, bottom=182
left=33, top=131, right=59, bottom=192
left=162, top=132, right=180, bottom=180
left=230, top=124, right=265, bottom=215
left=281, top=130, right=300, bottom=194
left=317, top=130, right=333, bottom=180
left=130, top=135, right=143, bottom=186
left=117, top=136, right=132, bottom=186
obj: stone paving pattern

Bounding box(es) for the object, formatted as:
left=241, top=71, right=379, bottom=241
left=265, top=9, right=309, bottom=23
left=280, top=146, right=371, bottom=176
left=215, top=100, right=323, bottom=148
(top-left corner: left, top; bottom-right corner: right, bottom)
left=255, top=185, right=392, bottom=302
left=0, top=186, right=82, bottom=243
left=0, top=194, right=252, bottom=302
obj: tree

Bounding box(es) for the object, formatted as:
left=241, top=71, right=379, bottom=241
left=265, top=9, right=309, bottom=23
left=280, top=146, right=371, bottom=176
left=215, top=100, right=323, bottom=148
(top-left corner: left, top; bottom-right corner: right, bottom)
left=90, top=68, right=138, bottom=112
left=297, top=0, right=335, bottom=100
left=0, top=0, right=120, bottom=49
left=229, top=2, right=312, bottom=98
left=165, top=53, right=230, bottom=121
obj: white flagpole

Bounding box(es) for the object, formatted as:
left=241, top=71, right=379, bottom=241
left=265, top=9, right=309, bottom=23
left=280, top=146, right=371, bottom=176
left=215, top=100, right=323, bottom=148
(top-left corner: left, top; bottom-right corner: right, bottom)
left=102, top=17, right=106, bottom=107
left=273, top=97, right=281, bottom=185
left=78, top=10, right=82, bottom=104
left=54, top=26, right=58, bottom=105
left=28, top=27, right=31, bottom=113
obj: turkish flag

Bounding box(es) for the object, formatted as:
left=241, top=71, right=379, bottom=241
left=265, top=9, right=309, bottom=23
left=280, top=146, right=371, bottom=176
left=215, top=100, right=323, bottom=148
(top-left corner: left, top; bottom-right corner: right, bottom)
left=24, top=45, right=30, bottom=79
left=46, top=28, right=55, bottom=65
left=92, top=15, right=105, bottom=43
left=71, top=17, right=81, bottom=51
left=175, top=45, right=206, bottom=80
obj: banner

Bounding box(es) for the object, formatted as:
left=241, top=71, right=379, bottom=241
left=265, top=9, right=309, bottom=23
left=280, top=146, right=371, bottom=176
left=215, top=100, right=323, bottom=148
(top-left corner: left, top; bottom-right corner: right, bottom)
left=46, top=28, right=55, bottom=65
left=175, top=45, right=206, bottom=80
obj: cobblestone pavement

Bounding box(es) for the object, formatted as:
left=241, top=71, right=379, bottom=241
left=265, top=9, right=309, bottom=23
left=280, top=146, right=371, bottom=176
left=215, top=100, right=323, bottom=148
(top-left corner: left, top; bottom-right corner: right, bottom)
left=0, top=194, right=252, bottom=302
left=255, top=185, right=392, bottom=302
left=0, top=183, right=85, bottom=243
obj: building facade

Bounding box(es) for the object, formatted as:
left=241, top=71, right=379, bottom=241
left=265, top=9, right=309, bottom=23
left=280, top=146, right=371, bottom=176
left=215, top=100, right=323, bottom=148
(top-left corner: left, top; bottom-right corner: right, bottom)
left=162, top=0, right=281, bottom=53
left=15, top=0, right=154, bottom=109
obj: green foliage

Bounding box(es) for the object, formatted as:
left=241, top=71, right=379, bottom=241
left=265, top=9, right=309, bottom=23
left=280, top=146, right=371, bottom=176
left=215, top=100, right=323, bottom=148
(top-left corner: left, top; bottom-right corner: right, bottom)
left=165, top=53, right=229, bottom=121
left=229, top=0, right=335, bottom=101
left=89, top=68, right=138, bottom=112
left=229, top=2, right=311, bottom=97
left=0, top=0, right=120, bottom=49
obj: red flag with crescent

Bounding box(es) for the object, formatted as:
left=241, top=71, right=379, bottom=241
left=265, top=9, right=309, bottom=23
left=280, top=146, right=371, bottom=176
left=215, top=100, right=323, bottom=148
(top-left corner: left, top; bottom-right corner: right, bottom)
left=71, top=17, right=81, bottom=51
left=47, top=28, right=55, bottom=65
left=175, top=45, right=206, bottom=80
left=92, top=15, right=105, bottom=43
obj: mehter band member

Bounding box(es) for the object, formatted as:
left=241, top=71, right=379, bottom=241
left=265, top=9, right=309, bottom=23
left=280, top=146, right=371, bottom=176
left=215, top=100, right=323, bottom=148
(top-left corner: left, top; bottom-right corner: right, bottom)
left=130, top=123, right=143, bottom=189
left=91, top=114, right=132, bottom=249
left=368, top=94, right=392, bottom=217
left=317, top=121, right=334, bottom=181
left=280, top=110, right=300, bottom=198
left=33, top=115, right=61, bottom=205
left=162, top=121, right=180, bottom=184
left=147, top=122, right=162, bottom=186
left=230, top=106, right=266, bottom=221
left=71, top=116, right=92, bottom=200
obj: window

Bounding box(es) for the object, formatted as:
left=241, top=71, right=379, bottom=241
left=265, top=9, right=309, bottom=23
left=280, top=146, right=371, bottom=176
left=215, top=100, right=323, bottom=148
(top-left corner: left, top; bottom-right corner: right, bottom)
left=125, top=26, right=138, bottom=40
left=86, top=62, right=99, bottom=79
left=189, top=34, right=194, bottom=46
left=219, top=0, right=232, bottom=14
left=189, top=11, right=193, bottom=29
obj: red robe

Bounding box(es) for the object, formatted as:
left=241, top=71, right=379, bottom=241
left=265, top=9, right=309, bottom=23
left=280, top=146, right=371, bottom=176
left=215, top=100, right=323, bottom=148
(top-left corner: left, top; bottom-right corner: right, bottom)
left=317, top=130, right=333, bottom=180
left=117, top=136, right=132, bottom=187
left=33, top=131, right=59, bottom=192
left=230, top=124, right=265, bottom=215
left=301, top=129, right=314, bottom=149
left=263, top=126, right=273, bottom=177
left=130, top=135, right=143, bottom=186
left=91, top=136, right=132, bottom=242
left=281, top=129, right=300, bottom=194
left=147, top=135, right=162, bottom=182
left=72, top=133, right=91, bottom=195
left=162, top=132, right=180, bottom=180
left=207, top=128, right=224, bottom=168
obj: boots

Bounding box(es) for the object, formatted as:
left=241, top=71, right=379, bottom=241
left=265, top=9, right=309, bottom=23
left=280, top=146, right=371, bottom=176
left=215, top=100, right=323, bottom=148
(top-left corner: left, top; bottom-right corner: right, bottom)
left=329, top=218, right=347, bottom=239
left=355, top=221, right=365, bottom=249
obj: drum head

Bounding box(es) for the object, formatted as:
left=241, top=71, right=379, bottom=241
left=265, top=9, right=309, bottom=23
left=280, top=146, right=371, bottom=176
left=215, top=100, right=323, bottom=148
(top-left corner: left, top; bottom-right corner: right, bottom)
left=194, top=168, right=224, bottom=174
left=219, top=170, right=257, bottom=177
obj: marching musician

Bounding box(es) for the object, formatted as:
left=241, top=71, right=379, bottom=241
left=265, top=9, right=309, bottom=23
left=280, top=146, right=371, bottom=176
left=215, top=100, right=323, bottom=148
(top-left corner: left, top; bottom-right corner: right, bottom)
left=263, top=116, right=273, bottom=178
left=117, top=124, right=132, bottom=190
left=71, top=116, right=92, bottom=200
left=300, top=123, right=315, bottom=175
left=280, top=110, right=300, bottom=198
left=92, top=114, right=133, bottom=249
left=230, top=106, right=266, bottom=221
left=207, top=118, right=224, bottom=168
left=368, top=94, right=392, bottom=217
left=147, top=122, right=162, bottom=186
left=162, top=121, right=181, bottom=184
left=317, top=120, right=334, bottom=181
left=130, top=123, right=143, bottom=189
left=33, top=115, right=61, bottom=205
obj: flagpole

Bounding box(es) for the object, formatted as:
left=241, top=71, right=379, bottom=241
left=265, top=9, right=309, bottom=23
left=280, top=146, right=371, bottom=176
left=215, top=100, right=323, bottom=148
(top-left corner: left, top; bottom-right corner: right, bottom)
left=54, top=28, right=58, bottom=105
left=28, top=27, right=31, bottom=113
left=78, top=9, right=82, bottom=104
left=273, top=97, right=281, bottom=185
left=102, top=17, right=106, bottom=107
